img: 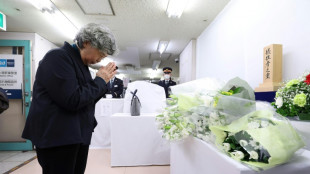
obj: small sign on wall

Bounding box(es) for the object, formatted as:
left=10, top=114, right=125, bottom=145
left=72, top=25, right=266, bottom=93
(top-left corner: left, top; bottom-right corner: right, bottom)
left=0, top=54, right=23, bottom=99
left=0, top=11, right=6, bottom=31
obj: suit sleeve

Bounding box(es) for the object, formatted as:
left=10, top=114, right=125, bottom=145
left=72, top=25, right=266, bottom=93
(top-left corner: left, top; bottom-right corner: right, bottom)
left=114, top=79, right=124, bottom=98
left=37, top=50, right=107, bottom=111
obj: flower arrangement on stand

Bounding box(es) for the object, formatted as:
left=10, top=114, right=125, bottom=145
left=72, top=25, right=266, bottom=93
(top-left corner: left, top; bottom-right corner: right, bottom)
left=272, top=72, right=310, bottom=120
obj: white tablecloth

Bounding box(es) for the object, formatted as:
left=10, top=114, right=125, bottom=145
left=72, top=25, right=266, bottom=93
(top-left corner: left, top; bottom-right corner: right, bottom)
left=290, top=120, right=310, bottom=150
left=171, top=137, right=310, bottom=174
left=90, top=99, right=124, bottom=149
left=110, top=113, right=170, bottom=166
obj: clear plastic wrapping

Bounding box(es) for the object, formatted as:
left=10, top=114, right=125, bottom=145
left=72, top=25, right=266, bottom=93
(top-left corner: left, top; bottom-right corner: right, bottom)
left=155, top=77, right=306, bottom=171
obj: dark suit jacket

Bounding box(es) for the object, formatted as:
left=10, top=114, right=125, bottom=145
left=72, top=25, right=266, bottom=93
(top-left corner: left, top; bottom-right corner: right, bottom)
left=158, top=79, right=176, bottom=98
left=0, top=87, right=9, bottom=114
left=106, top=77, right=123, bottom=98
left=22, top=42, right=107, bottom=148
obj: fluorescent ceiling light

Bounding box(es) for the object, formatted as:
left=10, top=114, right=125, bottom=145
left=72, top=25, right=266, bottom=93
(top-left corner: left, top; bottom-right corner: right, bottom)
left=152, top=60, right=161, bottom=70
left=157, top=41, right=169, bottom=54
left=27, top=0, right=78, bottom=40
left=27, top=0, right=54, bottom=13
left=166, top=0, right=189, bottom=18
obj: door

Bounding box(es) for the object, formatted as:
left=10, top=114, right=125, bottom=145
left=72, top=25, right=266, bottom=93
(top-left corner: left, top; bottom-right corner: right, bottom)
left=0, top=40, right=32, bottom=150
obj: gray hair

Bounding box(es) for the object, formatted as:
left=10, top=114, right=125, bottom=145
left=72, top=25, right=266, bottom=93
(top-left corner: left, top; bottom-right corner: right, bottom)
left=74, top=23, right=118, bottom=55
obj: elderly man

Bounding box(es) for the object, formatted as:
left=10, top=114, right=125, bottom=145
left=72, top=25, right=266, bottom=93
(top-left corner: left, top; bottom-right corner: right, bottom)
left=158, top=67, right=176, bottom=98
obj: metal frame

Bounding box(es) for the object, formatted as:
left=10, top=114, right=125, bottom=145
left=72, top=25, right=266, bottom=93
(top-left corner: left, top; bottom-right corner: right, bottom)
left=0, top=40, right=33, bottom=150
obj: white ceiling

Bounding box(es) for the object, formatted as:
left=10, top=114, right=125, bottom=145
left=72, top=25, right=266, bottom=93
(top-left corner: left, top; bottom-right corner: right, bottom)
left=0, top=0, right=230, bottom=81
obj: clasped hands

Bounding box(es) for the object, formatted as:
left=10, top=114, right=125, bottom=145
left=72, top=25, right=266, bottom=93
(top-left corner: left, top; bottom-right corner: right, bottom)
left=96, top=62, right=117, bottom=83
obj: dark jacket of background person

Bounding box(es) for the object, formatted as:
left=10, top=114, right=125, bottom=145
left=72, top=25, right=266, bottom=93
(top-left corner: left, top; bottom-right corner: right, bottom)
left=106, top=77, right=124, bottom=98
left=22, top=42, right=107, bottom=148
left=158, top=79, right=176, bottom=98
left=0, top=87, right=9, bottom=114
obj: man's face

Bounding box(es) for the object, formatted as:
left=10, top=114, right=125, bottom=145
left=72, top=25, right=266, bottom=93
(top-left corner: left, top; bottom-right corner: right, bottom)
left=164, top=72, right=171, bottom=80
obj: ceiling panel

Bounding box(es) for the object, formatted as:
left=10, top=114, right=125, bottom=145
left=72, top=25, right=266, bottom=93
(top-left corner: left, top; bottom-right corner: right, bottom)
left=75, top=0, right=114, bottom=15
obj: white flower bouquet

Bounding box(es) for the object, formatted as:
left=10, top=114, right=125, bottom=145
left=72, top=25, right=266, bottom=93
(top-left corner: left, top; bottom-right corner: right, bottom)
left=210, top=110, right=305, bottom=170
left=156, top=95, right=195, bottom=141
left=155, top=77, right=305, bottom=171
left=156, top=78, right=225, bottom=141
left=214, top=77, right=256, bottom=116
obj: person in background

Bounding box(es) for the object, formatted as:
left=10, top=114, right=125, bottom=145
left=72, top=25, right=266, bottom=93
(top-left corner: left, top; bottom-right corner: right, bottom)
left=105, top=66, right=124, bottom=98
left=0, top=87, right=9, bottom=114
left=22, top=23, right=118, bottom=174
left=158, top=67, right=176, bottom=98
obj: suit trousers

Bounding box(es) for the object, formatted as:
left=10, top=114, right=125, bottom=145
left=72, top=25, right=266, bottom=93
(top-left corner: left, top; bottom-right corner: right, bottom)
left=36, top=144, right=89, bottom=174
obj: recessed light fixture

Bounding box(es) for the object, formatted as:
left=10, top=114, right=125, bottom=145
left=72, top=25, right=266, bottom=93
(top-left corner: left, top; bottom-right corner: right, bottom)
left=157, top=41, right=169, bottom=55
left=27, top=0, right=78, bottom=39
left=166, top=0, right=189, bottom=18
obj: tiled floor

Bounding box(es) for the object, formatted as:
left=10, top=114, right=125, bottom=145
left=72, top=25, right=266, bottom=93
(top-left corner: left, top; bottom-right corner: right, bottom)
left=1, top=149, right=170, bottom=174
left=0, top=151, right=36, bottom=174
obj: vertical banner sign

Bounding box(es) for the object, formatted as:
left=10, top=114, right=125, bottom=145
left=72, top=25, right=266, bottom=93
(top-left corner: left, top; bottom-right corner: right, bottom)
left=255, top=44, right=283, bottom=92
left=0, top=54, right=23, bottom=98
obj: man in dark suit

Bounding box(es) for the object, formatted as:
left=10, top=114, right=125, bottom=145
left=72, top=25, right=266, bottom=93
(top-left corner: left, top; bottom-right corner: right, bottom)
left=106, top=74, right=124, bottom=98
left=158, top=67, right=176, bottom=98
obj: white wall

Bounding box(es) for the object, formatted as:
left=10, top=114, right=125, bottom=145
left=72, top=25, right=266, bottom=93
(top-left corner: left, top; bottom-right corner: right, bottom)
left=196, top=0, right=310, bottom=88
left=0, top=32, right=57, bottom=85
left=33, top=33, right=58, bottom=80
left=179, top=40, right=196, bottom=83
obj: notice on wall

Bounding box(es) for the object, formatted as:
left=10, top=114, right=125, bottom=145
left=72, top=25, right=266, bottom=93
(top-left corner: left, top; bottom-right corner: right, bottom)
left=0, top=54, right=23, bottom=99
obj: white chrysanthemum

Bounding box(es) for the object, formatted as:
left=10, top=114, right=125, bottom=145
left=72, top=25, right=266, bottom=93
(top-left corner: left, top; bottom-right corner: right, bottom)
left=220, top=118, right=226, bottom=125
left=239, top=140, right=248, bottom=147
left=181, top=129, right=189, bottom=136
left=223, top=143, right=231, bottom=152
left=231, top=151, right=245, bottom=160
left=202, top=136, right=210, bottom=142
left=157, top=123, right=163, bottom=129
left=197, top=127, right=204, bottom=132
left=260, top=120, right=270, bottom=128
left=249, top=151, right=259, bottom=160
left=197, top=134, right=203, bottom=138
left=165, top=134, right=170, bottom=140
left=196, top=121, right=202, bottom=127
left=210, top=112, right=218, bottom=119
left=191, top=113, right=199, bottom=117
left=210, top=133, right=216, bottom=143
left=254, top=145, right=260, bottom=150
left=249, top=140, right=257, bottom=147
left=228, top=132, right=235, bottom=137
left=275, top=97, right=283, bottom=108
left=248, top=121, right=260, bottom=129
left=169, top=125, right=177, bottom=133
left=203, top=96, right=214, bottom=107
